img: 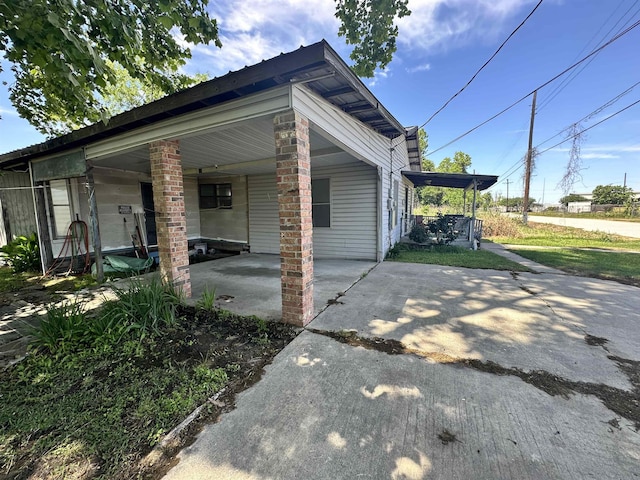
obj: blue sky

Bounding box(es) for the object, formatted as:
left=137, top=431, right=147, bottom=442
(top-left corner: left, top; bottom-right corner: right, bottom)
left=1, top=0, right=638, bottom=203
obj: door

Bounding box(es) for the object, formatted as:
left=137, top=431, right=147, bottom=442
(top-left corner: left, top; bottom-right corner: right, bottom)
left=140, top=183, right=157, bottom=246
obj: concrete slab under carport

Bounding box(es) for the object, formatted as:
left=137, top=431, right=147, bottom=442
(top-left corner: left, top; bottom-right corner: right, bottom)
left=188, top=254, right=377, bottom=321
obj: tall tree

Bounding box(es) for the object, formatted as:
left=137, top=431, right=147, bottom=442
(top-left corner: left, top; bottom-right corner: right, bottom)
left=335, top=0, right=411, bottom=77
left=416, top=151, right=473, bottom=210
left=592, top=185, right=633, bottom=205
left=1, top=0, right=220, bottom=136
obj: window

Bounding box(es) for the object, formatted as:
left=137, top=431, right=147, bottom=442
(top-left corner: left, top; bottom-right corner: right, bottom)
left=199, top=183, right=232, bottom=209
left=312, top=178, right=330, bottom=227
left=48, top=179, right=72, bottom=238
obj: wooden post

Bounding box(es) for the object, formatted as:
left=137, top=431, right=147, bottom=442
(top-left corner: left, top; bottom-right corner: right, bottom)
left=523, top=90, right=537, bottom=225
left=85, top=161, right=104, bottom=282
left=29, top=163, right=53, bottom=273
left=470, top=179, right=477, bottom=243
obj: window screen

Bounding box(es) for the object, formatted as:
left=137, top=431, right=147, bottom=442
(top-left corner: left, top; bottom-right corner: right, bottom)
left=312, top=178, right=330, bottom=227
left=49, top=179, right=72, bottom=238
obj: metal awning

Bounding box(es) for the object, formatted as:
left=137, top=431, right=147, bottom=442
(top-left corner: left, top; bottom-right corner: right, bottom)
left=402, top=171, right=498, bottom=190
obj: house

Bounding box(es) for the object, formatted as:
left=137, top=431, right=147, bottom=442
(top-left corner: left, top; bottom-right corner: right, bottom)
left=0, top=40, right=422, bottom=326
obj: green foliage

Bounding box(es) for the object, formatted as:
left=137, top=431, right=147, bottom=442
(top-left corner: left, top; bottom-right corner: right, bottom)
left=0, top=267, right=32, bottom=292
left=592, top=185, right=634, bottom=205
left=0, top=0, right=221, bottom=136
left=408, top=224, right=429, bottom=244
left=196, top=285, right=217, bottom=312
left=101, top=276, right=184, bottom=335
left=335, top=0, right=411, bottom=77
left=559, top=194, right=589, bottom=206
left=496, top=196, right=536, bottom=209
left=31, top=300, right=88, bottom=354
left=416, top=151, right=473, bottom=209
left=386, top=243, right=401, bottom=259
left=425, top=214, right=459, bottom=245
left=0, top=339, right=228, bottom=478
left=0, top=233, right=41, bottom=273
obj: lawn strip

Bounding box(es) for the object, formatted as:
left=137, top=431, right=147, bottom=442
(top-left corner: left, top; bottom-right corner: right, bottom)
left=509, top=248, right=640, bottom=287
left=389, top=245, right=531, bottom=272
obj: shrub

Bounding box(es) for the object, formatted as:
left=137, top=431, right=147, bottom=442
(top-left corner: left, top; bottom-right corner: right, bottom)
left=31, top=299, right=88, bottom=354
left=482, top=213, right=522, bottom=238
left=100, top=276, right=184, bottom=335
left=0, top=233, right=40, bottom=273
left=408, top=224, right=429, bottom=243
left=425, top=214, right=458, bottom=245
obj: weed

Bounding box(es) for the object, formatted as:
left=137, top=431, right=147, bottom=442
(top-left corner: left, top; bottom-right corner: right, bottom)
left=196, top=285, right=217, bottom=311
left=481, top=213, right=522, bottom=238
left=31, top=299, right=87, bottom=354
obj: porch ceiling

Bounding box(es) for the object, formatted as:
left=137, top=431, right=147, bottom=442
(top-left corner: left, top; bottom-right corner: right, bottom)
left=93, top=115, right=342, bottom=176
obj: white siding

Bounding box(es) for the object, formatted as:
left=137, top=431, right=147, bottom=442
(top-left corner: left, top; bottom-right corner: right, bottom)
left=91, top=169, right=150, bottom=251
left=183, top=177, right=201, bottom=239
left=312, top=161, right=377, bottom=260
left=199, top=175, right=248, bottom=242
left=247, top=174, right=279, bottom=254
left=247, top=161, right=378, bottom=260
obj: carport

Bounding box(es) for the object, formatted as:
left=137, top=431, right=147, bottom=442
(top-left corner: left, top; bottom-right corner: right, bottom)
left=189, top=254, right=377, bottom=320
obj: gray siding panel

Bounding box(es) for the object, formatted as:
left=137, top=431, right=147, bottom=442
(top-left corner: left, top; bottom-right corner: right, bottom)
left=312, top=161, right=377, bottom=260
left=247, top=174, right=279, bottom=254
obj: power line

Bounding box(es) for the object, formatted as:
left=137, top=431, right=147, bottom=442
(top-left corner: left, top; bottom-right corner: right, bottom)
left=424, top=18, right=640, bottom=157
left=537, top=98, right=640, bottom=155
left=419, top=0, right=544, bottom=129
left=535, top=80, right=640, bottom=149
left=537, top=0, right=640, bottom=112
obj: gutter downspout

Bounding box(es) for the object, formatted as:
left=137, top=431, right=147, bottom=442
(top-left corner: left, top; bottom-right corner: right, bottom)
left=377, top=166, right=383, bottom=261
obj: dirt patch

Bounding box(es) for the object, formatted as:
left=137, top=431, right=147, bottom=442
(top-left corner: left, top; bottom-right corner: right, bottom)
left=437, top=429, right=459, bottom=445
left=309, top=329, right=640, bottom=430
left=585, top=334, right=609, bottom=348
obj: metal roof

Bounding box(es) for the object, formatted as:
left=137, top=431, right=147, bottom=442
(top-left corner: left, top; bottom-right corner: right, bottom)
left=402, top=171, right=499, bottom=191
left=0, top=40, right=406, bottom=169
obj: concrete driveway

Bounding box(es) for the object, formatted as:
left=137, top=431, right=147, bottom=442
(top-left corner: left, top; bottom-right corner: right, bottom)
left=164, top=262, right=640, bottom=479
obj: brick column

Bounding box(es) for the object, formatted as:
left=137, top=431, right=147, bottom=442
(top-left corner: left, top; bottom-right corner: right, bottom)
left=274, top=110, right=314, bottom=326
left=149, top=140, right=191, bottom=297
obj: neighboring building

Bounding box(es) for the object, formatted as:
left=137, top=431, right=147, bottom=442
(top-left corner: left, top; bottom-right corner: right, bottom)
left=0, top=40, right=421, bottom=326
left=567, top=201, right=592, bottom=213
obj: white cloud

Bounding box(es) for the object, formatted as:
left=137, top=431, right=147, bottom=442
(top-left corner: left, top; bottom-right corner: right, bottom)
left=397, top=0, right=535, bottom=53
left=184, top=0, right=340, bottom=76
left=581, top=153, right=620, bottom=159
left=368, top=68, right=391, bottom=88
left=406, top=63, right=431, bottom=73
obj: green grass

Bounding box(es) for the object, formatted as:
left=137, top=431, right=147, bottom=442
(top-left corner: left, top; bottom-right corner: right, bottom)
left=388, top=245, right=531, bottom=271
left=510, top=248, right=640, bottom=287
left=0, top=267, right=34, bottom=292
left=0, top=338, right=228, bottom=478
left=490, top=222, right=640, bottom=250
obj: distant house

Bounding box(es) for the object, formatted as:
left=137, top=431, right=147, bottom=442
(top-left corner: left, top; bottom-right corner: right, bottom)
left=0, top=40, right=422, bottom=326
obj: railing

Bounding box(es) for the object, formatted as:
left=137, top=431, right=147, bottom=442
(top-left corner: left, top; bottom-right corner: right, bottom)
left=413, top=215, right=484, bottom=242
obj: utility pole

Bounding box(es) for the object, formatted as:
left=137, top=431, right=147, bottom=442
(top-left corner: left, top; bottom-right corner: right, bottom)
left=624, top=172, right=627, bottom=188
left=523, top=90, right=537, bottom=224
left=506, top=179, right=510, bottom=213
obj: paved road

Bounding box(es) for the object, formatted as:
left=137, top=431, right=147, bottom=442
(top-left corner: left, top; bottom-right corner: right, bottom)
left=525, top=215, right=640, bottom=238
left=164, top=262, right=640, bottom=480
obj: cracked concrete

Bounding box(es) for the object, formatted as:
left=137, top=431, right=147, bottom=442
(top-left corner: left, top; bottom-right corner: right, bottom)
left=164, top=261, right=640, bottom=480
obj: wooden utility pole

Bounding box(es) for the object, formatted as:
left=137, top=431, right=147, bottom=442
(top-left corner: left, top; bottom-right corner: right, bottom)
left=523, top=90, right=537, bottom=224
left=506, top=179, right=510, bottom=212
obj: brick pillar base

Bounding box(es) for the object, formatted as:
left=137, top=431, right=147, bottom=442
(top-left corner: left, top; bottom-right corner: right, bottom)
left=274, top=110, right=314, bottom=326
left=149, top=140, right=191, bottom=297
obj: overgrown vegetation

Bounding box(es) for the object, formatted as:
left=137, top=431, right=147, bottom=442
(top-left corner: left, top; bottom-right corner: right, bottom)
left=0, top=278, right=298, bottom=479
left=387, top=243, right=530, bottom=271
left=487, top=221, right=640, bottom=250
left=0, top=233, right=40, bottom=273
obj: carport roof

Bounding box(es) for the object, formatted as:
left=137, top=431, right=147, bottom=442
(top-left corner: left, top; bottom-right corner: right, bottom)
left=0, top=40, right=408, bottom=170
left=402, top=171, right=499, bottom=190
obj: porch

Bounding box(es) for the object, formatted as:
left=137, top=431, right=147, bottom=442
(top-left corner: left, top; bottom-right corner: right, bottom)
left=189, top=254, right=377, bottom=320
